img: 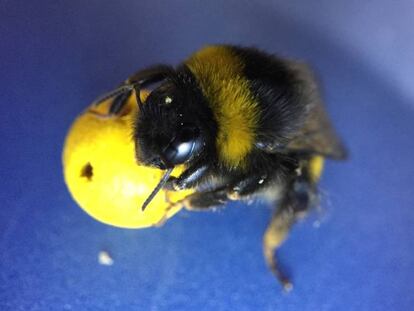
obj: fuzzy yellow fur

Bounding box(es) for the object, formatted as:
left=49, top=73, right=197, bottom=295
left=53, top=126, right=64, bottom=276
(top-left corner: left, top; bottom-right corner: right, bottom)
left=185, top=46, right=259, bottom=169
left=309, top=156, right=324, bottom=182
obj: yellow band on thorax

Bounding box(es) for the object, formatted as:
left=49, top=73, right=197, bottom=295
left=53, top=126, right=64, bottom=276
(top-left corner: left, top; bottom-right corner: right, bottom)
left=185, top=46, right=259, bottom=169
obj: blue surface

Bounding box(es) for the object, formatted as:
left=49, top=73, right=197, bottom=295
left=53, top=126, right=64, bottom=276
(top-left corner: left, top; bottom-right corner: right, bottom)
left=1, top=1, right=414, bottom=310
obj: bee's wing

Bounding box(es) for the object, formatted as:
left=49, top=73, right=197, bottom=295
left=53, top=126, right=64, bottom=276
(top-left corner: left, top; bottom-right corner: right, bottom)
left=286, top=102, right=347, bottom=159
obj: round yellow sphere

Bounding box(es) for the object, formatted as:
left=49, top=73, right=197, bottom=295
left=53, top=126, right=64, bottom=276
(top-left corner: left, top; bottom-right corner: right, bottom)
left=62, top=94, right=192, bottom=228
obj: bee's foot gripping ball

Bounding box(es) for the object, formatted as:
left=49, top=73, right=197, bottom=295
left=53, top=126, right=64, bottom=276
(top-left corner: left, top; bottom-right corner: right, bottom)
left=62, top=97, right=192, bottom=228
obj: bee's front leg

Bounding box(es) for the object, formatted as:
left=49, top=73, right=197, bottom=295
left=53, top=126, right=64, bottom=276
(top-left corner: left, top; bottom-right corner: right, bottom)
left=166, top=161, right=210, bottom=191
left=93, top=65, right=174, bottom=115
left=172, top=173, right=270, bottom=210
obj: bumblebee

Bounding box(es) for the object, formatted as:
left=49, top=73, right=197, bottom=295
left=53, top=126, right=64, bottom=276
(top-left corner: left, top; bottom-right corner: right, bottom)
left=93, top=45, right=346, bottom=291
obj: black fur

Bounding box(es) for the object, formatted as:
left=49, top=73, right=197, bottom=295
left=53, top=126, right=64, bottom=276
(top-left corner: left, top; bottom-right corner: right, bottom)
left=230, top=46, right=309, bottom=145
left=102, top=44, right=343, bottom=194
left=96, top=45, right=346, bottom=290
left=133, top=46, right=320, bottom=190
left=133, top=66, right=218, bottom=174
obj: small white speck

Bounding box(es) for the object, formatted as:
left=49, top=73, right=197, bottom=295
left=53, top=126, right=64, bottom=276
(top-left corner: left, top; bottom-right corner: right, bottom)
left=98, top=251, right=114, bottom=266
left=258, top=179, right=264, bottom=184
left=165, top=96, right=173, bottom=104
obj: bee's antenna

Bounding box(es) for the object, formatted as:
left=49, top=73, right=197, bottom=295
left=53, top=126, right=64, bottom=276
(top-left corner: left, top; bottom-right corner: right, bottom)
left=141, top=168, right=174, bottom=211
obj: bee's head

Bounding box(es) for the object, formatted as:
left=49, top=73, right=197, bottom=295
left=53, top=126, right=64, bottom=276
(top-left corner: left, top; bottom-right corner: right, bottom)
left=133, top=79, right=205, bottom=169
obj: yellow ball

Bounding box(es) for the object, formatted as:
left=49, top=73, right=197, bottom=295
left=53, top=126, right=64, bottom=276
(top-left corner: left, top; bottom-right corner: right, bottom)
left=62, top=94, right=192, bottom=228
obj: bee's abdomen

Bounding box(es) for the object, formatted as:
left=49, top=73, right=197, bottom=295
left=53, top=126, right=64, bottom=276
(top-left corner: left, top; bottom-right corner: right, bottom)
left=234, top=47, right=310, bottom=141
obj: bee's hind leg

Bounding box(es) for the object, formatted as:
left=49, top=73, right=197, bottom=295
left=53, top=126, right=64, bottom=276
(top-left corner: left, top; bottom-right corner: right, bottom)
left=263, top=201, right=296, bottom=291
left=263, top=174, right=319, bottom=292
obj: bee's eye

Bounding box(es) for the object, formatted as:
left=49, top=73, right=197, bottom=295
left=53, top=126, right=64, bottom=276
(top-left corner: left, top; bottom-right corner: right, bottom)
left=161, top=124, right=202, bottom=167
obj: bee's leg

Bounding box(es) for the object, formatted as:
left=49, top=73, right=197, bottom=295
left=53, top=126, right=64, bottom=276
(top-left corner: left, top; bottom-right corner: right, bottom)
left=92, top=85, right=133, bottom=111
left=107, top=89, right=132, bottom=115
left=125, top=64, right=173, bottom=85
left=181, top=187, right=229, bottom=211
left=226, top=174, right=269, bottom=200
left=170, top=174, right=269, bottom=210
left=166, top=161, right=210, bottom=191
left=93, top=65, right=174, bottom=114
left=263, top=201, right=296, bottom=291
left=155, top=187, right=229, bottom=227
left=263, top=173, right=318, bottom=292
left=171, top=170, right=269, bottom=201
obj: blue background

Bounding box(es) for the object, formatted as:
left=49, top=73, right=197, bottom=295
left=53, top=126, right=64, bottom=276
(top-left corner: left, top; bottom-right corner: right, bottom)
left=1, top=1, right=413, bottom=310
